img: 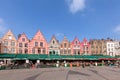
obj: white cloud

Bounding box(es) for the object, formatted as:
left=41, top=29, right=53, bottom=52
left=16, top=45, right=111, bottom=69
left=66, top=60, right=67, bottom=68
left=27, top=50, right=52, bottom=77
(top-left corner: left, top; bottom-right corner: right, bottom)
left=0, top=25, right=7, bottom=34
left=66, top=0, right=86, bottom=14
left=0, top=18, right=3, bottom=23
left=55, top=33, right=64, bottom=37
left=0, top=18, right=7, bottom=35
left=114, top=25, right=120, bottom=33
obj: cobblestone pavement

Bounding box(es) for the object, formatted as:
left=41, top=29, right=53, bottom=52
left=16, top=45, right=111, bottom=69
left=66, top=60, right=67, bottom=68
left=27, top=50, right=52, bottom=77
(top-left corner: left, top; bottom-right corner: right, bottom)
left=0, top=66, right=120, bottom=80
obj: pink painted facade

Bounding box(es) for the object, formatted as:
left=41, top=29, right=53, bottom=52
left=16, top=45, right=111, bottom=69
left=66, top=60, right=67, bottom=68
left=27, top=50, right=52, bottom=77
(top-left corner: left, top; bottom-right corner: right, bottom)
left=29, top=30, right=48, bottom=54
left=17, top=33, right=30, bottom=54
left=71, top=37, right=81, bottom=55
left=81, top=38, right=91, bottom=55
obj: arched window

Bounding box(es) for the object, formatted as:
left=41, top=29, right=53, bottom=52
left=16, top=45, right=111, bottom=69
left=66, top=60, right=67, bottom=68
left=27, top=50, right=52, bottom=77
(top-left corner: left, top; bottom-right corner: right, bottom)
left=53, top=50, right=55, bottom=54
left=78, top=51, right=80, bottom=54
left=49, top=51, right=52, bottom=54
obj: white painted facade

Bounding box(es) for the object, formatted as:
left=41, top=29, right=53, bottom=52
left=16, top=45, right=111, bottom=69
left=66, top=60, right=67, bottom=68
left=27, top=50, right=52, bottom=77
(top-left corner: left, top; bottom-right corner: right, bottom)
left=106, top=42, right=115, bottom=56
left=114, top=41, right=120, bottom=56
left=49, top=35, right=60, bottom=55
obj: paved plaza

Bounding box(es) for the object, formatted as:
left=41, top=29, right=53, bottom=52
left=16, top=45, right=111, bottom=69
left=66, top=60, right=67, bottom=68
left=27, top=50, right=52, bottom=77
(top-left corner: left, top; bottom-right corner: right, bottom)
left=0, top=66, right=120, bottom=80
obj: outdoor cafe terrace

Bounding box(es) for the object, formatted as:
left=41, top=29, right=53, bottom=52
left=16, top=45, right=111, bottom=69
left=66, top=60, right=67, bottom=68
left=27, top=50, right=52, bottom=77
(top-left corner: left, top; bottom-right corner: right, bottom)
left=0, top=53, right=117, bottom=61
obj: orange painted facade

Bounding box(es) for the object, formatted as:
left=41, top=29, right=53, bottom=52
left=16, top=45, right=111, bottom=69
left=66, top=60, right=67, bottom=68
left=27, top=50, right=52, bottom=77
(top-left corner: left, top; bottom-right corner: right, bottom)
left=60, top=36, right=71, bottom=55
left=1, top=30, right=17, bottom=54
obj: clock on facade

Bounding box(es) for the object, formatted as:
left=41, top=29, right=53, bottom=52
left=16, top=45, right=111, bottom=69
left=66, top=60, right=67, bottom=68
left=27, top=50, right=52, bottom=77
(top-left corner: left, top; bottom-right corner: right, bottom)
left=8, top=36, right=12, bottom=39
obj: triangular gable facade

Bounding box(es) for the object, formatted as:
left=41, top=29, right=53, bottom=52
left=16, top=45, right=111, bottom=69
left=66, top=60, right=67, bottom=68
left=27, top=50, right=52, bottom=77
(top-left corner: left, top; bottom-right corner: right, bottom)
left=60, top=36, right=71, bottom=55
left=2, top=30, right=16, bottom=41
left=71, top=37, right=81, bottom=55
left=81, top=38, right=90, bottom=55
left=1, top=30, right=17, bottom=53
left=29, top=30, right=48, bottom=54
left=17, top=33, right=30, bottom=54
left=49, top=35, right=60, bottom=54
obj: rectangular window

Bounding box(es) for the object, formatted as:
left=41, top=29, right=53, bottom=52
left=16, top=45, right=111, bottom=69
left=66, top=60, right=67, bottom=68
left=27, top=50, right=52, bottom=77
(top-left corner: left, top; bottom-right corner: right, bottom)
left=111, top=44, right=113, bottom=47
left=25, top=49, right=28, bottom=53
left=19, top=43, right=22, bottom=47
left=22, top=38, right=25, bottom=42
left=68, top=50, right=71, bottom=54
left=4, top=41, right=8, bottom=46
left=11, top=48, right=15, bottom=53
left=74, top=50, right=76, bottom=54
left=25, top=43, right=28, bottom=47
left=108, top=48, right=110, bottom=51
left=40, top=42, right=43, bottom=47
left=86, top=47, right=88, bottom=50
left=4, top=48, right=8, bottom=53
left=35, top=42, right=38, bottom=46
left=91, top=46, right=94, bottom=48
left=43, top=48, right=46, bottom=53
left=83, top=47, right=85, bottom=51
left=60, top=50, right=62, bottom=54
left=111, top=48, right=113, bottom=51
left=64, top=43, right=67, bottom=48
left=11, top=42, right=15, bottom=46
left=64, top=50, right=67, bottom=54
left=32, top=48, right=35, bottom=53
left=19, top=49, right=22, bottom=53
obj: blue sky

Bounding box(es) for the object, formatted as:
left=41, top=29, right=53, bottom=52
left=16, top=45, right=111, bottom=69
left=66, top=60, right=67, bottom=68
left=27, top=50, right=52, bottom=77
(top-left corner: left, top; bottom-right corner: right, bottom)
left=0, top=0, right=120, bottom=42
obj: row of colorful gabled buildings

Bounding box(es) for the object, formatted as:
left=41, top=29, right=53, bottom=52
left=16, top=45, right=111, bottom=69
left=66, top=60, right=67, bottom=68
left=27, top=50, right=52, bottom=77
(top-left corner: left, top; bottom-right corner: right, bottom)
left=0, top=29, right=119, bottom=56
